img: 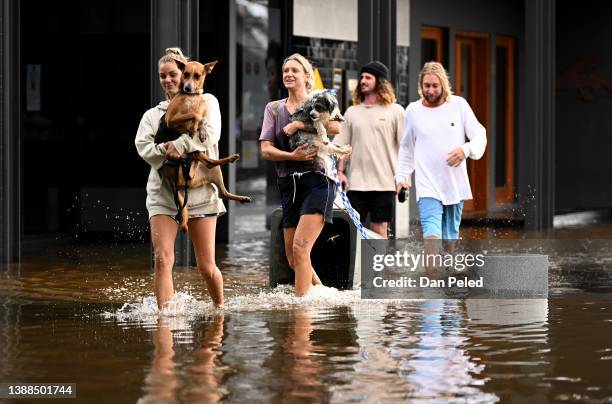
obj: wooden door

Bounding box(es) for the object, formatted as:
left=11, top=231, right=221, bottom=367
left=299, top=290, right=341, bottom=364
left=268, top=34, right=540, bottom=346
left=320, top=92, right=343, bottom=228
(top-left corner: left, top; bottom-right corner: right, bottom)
left=455, top=33, right=489, bottom=213
left=494, top=36, right=516, bottom=205
left=421, top=26, right=444, bottom=64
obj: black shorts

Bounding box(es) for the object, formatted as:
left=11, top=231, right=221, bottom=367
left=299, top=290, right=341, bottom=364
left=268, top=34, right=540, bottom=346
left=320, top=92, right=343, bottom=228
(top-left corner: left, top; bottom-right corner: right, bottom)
left=347, top=190, right=395, bottom=223
left=277, top=172, right=336, bottom=228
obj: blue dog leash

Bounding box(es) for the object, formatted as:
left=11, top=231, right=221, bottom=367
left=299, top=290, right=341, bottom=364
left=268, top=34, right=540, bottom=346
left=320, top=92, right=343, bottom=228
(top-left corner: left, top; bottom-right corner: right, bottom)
left=330, top=157, right=375, bottom=251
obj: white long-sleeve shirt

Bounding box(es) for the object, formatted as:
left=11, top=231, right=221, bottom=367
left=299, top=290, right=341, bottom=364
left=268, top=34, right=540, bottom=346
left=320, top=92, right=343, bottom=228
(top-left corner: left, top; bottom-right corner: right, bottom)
left=395, top=95, right=487, bottom=205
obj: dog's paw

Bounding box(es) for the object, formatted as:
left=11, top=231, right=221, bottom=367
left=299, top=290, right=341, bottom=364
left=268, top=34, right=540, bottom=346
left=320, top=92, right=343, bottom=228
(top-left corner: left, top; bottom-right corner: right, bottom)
left=197, top=120, right=208, bottom=143
left=339, top=145, right=352, bottom=155
left=197, top=127, right=208, bottom=142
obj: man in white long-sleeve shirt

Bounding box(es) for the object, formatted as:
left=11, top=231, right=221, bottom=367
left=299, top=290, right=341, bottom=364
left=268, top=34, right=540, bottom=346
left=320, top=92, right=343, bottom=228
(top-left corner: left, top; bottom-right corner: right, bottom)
left=395, top=62, right=486, bottom=240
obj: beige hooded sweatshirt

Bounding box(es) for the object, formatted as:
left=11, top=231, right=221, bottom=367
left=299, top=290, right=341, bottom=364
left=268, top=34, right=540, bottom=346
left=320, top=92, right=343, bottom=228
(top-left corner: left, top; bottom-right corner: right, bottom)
left=135, top=94, right=226, bottom=218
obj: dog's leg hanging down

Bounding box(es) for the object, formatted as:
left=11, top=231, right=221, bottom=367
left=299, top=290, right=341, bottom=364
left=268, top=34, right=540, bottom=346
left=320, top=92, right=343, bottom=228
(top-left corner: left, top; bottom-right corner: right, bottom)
left=173, top=163, right=191, bottom=232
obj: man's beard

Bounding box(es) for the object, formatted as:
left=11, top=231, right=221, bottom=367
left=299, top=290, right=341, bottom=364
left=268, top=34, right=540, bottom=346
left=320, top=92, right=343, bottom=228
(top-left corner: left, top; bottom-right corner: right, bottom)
left=425, top=93, right=442, bottom=105
left=360, top=84, right=373, bottom=95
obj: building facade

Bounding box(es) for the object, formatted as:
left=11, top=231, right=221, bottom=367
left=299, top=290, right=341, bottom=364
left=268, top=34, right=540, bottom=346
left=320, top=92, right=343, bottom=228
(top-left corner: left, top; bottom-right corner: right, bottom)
left=3, top=0, right=609, bottom=262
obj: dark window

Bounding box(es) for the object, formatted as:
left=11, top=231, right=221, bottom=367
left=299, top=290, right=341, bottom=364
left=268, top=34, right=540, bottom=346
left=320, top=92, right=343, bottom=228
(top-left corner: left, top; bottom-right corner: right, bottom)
left=495, top=45, right=508, bottom=188
left=421, top=39, right=438, bottom=64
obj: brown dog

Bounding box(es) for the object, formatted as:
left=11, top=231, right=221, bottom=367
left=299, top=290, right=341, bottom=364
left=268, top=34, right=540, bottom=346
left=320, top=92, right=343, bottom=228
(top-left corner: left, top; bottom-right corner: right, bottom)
left=165, top=60, right=216, bottom=141
left=159, top=60, right=251, bottom=232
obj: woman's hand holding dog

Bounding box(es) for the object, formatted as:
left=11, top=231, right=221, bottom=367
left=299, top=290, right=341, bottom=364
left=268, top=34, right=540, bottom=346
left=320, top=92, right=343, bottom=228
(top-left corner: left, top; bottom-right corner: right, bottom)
left=164, top=142, right=182, bottom=160
left=283, top=121, right=304, bottom=136
left=290, top=143, right=316, bottom=161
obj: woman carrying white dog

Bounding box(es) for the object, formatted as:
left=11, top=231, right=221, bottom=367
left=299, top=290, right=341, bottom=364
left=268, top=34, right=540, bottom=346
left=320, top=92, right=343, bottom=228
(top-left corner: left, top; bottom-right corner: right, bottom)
left=259, top=53, right=340, bottom=296
left=135, top=48, right=226, bottom=309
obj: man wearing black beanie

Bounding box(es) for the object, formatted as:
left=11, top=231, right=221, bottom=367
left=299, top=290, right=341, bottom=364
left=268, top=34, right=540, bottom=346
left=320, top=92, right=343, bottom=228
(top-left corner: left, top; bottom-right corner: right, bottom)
left=333, top=60, right=405, bottom=239
left=360, top=60, right=390, bottom=81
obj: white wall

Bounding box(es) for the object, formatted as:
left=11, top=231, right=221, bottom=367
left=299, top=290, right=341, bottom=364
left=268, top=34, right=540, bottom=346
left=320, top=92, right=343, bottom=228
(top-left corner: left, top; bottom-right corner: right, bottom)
left=397, top=0, right=410, bottom=46
left=293, top=0, right=358, bottom=41
left=294, top=0, right=410, bottom=46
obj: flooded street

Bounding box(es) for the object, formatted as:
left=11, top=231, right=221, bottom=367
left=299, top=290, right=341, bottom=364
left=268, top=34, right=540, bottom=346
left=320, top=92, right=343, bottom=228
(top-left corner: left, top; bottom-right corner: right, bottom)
left=1, top=185, right=612, bottom=403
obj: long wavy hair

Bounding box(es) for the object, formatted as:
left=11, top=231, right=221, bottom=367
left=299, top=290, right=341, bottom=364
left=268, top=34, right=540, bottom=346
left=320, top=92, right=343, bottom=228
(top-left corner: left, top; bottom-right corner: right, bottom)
left=352, top=76, right=397, bottom=106
left=417, top=61, right=453, bottom=102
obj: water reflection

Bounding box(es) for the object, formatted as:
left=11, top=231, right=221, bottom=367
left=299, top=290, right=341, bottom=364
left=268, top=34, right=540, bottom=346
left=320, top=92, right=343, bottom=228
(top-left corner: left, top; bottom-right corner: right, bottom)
left=221, top=312, right=275, bottom=402
left=186, top=314, right=226, bottom=402
left=279, top=308, right=326, bottom=401
left=141, top=318, right=179, bottom=403
left=2, top=219, right=612, bottom=401
left=331, top=301, right=500, bottom=402
left=1, top=293, right=612, bottom=402
left=139, top=314, right=228, bottom=403
left=403, top=300, right=497, bottom=401
left=331, top=304, right=415, bottom=401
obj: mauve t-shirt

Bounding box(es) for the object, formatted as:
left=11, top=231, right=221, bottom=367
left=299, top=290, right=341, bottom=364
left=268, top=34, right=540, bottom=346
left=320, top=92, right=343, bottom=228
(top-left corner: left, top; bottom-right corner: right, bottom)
left=258, top=99, right=325, bottom=178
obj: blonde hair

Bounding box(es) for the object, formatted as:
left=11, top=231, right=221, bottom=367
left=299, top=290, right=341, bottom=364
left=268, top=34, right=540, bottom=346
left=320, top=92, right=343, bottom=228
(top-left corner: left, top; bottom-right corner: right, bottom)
left=282, top=53, right=314, bottom=91
left=352, top=77, right=397, bottom=106
left=418, top=61, right=453, bottom=102
left=158, top=47, right=189, bottom=68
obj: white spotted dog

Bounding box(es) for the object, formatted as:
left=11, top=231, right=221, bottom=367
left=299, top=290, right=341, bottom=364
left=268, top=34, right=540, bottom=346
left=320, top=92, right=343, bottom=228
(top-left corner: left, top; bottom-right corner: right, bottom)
left=287, top=91, right=352, bottom=175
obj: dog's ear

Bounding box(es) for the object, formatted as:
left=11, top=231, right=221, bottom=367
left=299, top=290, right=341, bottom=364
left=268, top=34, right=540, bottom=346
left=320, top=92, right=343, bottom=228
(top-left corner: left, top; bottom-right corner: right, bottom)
left=326, top=92, right=339, bottom=105
left=203, top=60, right=218, bottom=74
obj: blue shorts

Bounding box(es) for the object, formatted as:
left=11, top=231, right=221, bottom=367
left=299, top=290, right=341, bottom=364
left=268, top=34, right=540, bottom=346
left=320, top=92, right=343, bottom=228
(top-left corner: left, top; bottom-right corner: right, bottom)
left=418, top=197, right=464, bottom=239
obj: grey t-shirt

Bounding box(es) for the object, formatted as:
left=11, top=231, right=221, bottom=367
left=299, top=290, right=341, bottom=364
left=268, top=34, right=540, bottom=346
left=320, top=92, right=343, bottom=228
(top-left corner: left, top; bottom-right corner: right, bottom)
left=258, top=99, right=325, bottom=178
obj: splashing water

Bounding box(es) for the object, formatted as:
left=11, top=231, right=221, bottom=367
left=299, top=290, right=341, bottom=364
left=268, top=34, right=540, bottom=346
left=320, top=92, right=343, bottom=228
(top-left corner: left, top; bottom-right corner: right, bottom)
left=102, top=291, right=212, bottom=323
left=102, top=285, right=411, bottom=323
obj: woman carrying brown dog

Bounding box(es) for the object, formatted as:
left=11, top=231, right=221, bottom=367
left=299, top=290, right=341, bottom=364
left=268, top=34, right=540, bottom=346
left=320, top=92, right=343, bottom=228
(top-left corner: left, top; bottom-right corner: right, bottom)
left=135, top=48, right=225, bottom=309
left=259, top=53, right=340, bottom=297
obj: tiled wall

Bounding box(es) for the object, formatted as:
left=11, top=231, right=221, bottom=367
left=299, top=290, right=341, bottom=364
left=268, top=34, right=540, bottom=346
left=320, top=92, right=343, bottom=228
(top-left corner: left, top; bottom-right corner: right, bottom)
left=294, top=36, right=411, bottom=108
left=396, top=46, right=410, bottom=107
left=293, top=36, right=359, bottom=111
left=293, top=36, right=359, bottom=88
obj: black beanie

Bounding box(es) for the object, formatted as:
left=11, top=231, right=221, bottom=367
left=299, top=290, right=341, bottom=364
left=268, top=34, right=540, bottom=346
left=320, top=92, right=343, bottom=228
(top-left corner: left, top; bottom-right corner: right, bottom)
left=360, top=60, right=389, bottom=80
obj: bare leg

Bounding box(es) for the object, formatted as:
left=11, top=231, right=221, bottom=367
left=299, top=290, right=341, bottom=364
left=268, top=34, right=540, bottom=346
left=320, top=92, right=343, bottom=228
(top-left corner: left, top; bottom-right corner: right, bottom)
left=292, top=214, right=326, bottom=296
left=150, top=215, right=179, bottom=309
left=370, top=222, right=388, bottom=239
left=188, top=216, right=224, bottom=307
left=284, top=227, right=322, bottom=286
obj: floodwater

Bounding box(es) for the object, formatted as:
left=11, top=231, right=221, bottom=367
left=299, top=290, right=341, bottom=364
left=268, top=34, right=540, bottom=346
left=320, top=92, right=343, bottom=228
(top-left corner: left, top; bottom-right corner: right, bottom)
left=1, top=185, right=612, bottom=403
